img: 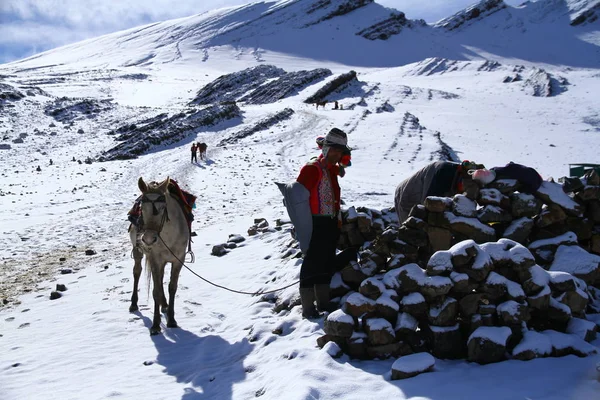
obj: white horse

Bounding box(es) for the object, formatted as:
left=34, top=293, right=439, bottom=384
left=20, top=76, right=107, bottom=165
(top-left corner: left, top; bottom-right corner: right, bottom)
left=129, top=177, right=190, bottom=335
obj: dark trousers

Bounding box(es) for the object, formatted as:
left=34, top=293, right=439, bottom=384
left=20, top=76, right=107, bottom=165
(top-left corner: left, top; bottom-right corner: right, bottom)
left=191, top=152, right=197, bottom=163
left=300, top=216, right=340, bottom=288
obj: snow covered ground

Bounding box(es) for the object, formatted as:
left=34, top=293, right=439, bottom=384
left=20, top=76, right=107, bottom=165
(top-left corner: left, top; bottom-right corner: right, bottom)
left=1, top=1, right=600, bottom=399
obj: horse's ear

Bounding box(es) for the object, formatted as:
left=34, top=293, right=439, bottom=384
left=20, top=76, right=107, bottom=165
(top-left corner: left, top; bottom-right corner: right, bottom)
left=158, top=177, right=170, bottom=193
left=138, top=177, right=148, bottom=193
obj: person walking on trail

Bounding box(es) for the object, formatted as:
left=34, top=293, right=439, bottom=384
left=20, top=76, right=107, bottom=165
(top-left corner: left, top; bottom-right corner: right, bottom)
left=296, top=127, right=352, bottom=319
left=191, top=143, right=198, bottom=163
left=394, top=160, right=481, bottom=224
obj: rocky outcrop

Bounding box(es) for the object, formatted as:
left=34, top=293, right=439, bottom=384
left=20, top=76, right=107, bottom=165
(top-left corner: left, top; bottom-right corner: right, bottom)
left=191, top=65, right=331, bottom=105
left=218, top=108, right=295, bottom=146
left=44, top=97, right=114, bottom=122
left=100, top=103, right=241, bottom=161
left=305, top=71, right=358, bottom=104
left=357, top=12, right=425, bottom=41
left=435, top=0, right=507, bottom=31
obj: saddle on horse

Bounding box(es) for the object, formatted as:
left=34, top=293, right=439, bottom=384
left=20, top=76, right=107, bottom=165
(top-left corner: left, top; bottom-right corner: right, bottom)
left=128, top=179, right=196, bottom=230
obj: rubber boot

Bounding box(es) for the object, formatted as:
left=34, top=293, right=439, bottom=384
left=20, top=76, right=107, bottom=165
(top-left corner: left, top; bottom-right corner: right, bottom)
left=314, top=284, right=336, bottom=313
left=300, top=288, right=319, bottom=319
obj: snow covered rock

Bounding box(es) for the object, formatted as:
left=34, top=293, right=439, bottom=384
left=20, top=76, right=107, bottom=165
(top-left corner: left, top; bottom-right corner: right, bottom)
left=452, top=194, right=477, bottom=218
left=426, top=250, right=454, bottom=276
left=375, top=292, right=400, bottom=323
left=344, top=292, right=376, bottom=317
left=502, top=217, right=535, bottom=244
left=566, top=318, right=598, bottom=342
left=400, top=292, right=427, bottom=318
left=364, top=318, right=396, bottom=346
left=359, top=277, right=386, bottom=300
left=549, top=245, right=600, bottom=285
left=428, top=297, right=458, bottom=326
left=536, top=181, right=584, bottom=217
left=512, top=330, right=553, bottom=361
left=424, top=196, right=453, bottom=213
left=324, top=309, right=355, bottom=338
left=467, top=326, right=512, bottom=364
left=497, top=300, right=531, bottom=325
left=428, top=324, right=465, bottom=359
left=511, top=192, right=543, bottom=218
left=391, top=353, right=435, bottom=380
left=542, top=330, right=598, bottom=357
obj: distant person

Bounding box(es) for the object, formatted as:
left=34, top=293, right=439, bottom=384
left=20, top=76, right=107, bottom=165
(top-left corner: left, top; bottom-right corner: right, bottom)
left=394, top=160, right=481, bottom=223
left=296, top=128, right=353, bottom=318
left=334, top=101, right=339, bottom=110
left=191, top=143, right=198, bottom=163
left=49, top=159, right=53, bottom=165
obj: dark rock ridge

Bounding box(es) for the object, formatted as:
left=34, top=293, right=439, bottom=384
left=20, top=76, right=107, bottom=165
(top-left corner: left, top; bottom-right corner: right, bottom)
left=44, top=97, right=114, bottom=122
left=305, top=0, right=374, bottom=25
left=571, top=2, right=600, bottom=25
left=305, top=70, right=358, bottom=104
left=99, top=103, right=241, bottom=161
left=240, top=69, right=331, bottom=104
left=218, top=108, right=295, bottom=146
left=190, top=65, right=331, bottom=105
left=190, top=65, right=284, bottom=105
left=435, top=0, right=506, bottom=31
left=0, top=83, right=25, bottom=106
left=357, top=12, right=426, bottom=40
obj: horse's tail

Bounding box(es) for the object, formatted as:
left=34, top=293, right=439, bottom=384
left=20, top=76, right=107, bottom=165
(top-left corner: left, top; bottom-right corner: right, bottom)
left=145, top=257, right=152, bottom=299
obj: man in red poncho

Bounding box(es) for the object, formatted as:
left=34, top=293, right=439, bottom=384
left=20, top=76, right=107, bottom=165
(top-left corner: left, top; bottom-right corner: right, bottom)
left=296, top=128, right=351, bottom=318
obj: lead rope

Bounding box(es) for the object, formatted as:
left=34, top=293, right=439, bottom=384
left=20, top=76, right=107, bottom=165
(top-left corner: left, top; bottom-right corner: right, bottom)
left=156, top=234, right=348, bottom=296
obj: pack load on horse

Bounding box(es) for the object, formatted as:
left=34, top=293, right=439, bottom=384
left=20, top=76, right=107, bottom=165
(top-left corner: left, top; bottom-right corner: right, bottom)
left=127, top=177, right=196, bottom=335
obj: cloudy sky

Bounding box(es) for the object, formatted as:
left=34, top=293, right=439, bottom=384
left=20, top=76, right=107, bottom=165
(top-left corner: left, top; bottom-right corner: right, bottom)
left=0, top=0, right=522, bottom=64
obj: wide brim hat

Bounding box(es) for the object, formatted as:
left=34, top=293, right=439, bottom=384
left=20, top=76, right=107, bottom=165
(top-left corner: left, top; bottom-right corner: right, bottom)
left=323, top=128, right=350, bottom=152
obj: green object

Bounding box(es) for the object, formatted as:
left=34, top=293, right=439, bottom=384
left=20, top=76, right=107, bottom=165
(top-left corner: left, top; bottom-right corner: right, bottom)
left=569, top=163, right=600, bottom=177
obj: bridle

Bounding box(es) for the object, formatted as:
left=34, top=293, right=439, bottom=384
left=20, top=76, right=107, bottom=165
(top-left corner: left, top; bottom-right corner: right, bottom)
left=140, top=192, right=169, bottom=234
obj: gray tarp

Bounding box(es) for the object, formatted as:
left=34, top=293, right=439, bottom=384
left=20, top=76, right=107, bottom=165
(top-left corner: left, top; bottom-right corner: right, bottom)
left=276, top=181, right=312, bottom=255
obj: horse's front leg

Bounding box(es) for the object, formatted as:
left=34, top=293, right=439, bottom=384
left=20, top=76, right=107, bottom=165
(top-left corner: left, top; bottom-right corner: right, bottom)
left=150, top=261, right=166, bottom=335
left=166, top=261, right=183, bottom=328
left=129, top=247, right=144, bottom=312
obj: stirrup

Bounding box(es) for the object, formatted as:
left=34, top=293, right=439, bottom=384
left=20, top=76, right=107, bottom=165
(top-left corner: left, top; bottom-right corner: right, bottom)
left=186, top=250, right=195, bottom=263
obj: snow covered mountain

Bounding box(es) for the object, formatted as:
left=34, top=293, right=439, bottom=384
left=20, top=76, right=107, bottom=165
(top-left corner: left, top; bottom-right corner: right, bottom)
left=3, top=0, right=599, bottom=71
left=1, top=1, right=600, bottom=399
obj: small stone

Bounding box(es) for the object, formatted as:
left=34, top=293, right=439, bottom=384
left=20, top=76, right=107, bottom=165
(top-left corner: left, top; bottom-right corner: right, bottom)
left=143, top=361, right=154, bottom=366
left=56, top=284, right=67, bottom=292
left=85, top=249, right=96, bottom=256
left=60, top=268, right=72, bottom=274
left=50, top=291, right=62, bottom=300
left=59, top=257, right=67, bottom=262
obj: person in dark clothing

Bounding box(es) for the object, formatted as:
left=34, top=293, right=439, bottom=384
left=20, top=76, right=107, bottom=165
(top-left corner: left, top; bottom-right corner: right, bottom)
left=296, top=128, right=352, bottom=318
left=394, top=160, right=480, bottom=223
left=191, top=143, right=198, bottom=163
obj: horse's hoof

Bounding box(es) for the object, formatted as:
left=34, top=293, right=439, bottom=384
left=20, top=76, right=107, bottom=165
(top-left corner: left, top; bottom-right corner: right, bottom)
left=150, top=327, right=161, bottom=335
left=167, top=321, right=178, bottom=328
left=129, top=305, right=138, bottom=312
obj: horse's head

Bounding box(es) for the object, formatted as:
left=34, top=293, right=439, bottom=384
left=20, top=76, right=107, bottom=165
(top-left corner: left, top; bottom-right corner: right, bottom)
left=137, top=177, right=170, bottom=245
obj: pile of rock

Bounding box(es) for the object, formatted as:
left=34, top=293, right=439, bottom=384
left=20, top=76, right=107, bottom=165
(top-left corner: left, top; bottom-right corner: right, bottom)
left=318, top=172, right=600, bottom=372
